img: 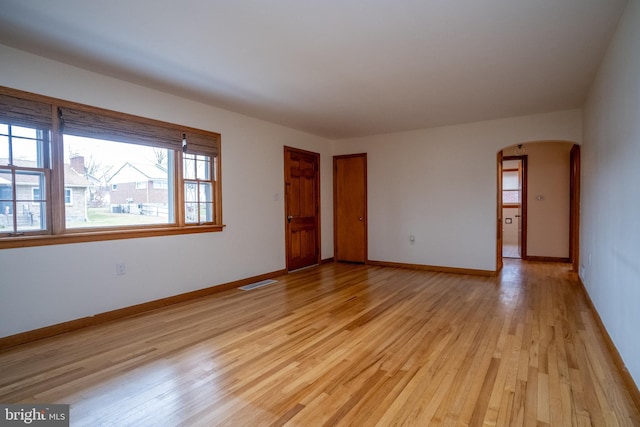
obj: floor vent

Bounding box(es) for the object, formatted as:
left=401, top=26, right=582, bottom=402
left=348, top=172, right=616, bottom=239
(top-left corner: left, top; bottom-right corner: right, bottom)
left=239, top=279, right=278, bottom=291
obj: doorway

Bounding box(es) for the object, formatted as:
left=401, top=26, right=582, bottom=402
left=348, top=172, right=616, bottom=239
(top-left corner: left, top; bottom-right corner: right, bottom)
left=502, top=155, right=528, bottom=259
left=333, top=153, right=367, bottom=263
left=496, top=141, right=579, bottom=270
left=284, top=146, right=321, bottom=271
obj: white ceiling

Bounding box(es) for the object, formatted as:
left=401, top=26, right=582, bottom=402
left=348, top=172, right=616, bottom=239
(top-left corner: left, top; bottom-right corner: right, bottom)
left=0, top=0, right=627, bottom=139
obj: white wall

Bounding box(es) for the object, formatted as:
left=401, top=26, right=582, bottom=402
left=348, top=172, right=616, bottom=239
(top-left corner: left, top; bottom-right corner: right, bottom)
left=0, top=44, right=334, bottom=338
left=581, top=0, right=640, bottom=389
left=502, top=207, right=520, bottom=246
left=333, top=111, right=581, bottom=271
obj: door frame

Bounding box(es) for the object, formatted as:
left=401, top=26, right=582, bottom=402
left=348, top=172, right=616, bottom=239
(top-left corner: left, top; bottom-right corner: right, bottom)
left=502, top=155, right=528, bottom=260
left=284, top=146, right=321, bottom=271
left=569, top=144, right=581, bottom=272
left=333, top=153, right=368, bottom=263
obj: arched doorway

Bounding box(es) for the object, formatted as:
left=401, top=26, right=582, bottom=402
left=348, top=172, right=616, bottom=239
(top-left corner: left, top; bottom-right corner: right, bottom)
left=497, top=141, right=580, bottom=271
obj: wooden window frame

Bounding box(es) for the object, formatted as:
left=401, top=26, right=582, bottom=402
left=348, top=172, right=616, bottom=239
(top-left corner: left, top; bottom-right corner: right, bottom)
left=0, top=86, right=223, bottom=249
left=183, top=153, right=217, bottom=225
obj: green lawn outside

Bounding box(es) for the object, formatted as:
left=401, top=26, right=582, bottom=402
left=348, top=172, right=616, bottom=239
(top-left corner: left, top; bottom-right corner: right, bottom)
left=66, top=207, right=169, bottom=228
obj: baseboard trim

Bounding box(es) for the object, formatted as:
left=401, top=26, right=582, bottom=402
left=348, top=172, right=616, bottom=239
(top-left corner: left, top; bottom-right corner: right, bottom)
left=321, top=257, right=335, bottom=264
left=367, top=260, right=496, bottom=276
left=0, top=268, right=287, bottom=351
left=577, top=275, right=640, bottom=411
left=525, top=256, right=570, bottom=263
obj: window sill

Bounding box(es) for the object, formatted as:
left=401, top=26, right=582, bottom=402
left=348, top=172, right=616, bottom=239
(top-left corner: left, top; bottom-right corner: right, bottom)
left=0, top=224, right=225, bottom=249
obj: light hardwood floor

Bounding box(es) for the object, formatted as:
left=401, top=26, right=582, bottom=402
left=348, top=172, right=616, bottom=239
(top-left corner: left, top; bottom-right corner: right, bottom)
left=503, top=244, right=520, bottom=259
left=0, top=260, right=638, bottom=426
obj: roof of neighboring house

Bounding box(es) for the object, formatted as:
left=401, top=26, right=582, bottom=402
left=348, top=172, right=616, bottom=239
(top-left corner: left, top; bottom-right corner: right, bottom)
left=108, top=162, right=167, bottom=184
left=64, top=164, right=93, bottom=187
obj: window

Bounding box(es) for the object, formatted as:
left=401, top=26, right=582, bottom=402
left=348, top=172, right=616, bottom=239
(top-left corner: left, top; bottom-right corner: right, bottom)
left=152, top=180, right=167, bottom=189
left=502, top=169, right=520, bottom=205
left=0, top=87, right=222, bottom=248
left=64, top=188, right=72, bottom=205
left=183, top=153, right=215, bottom=224
left=0, top=100, right=51, bottom=235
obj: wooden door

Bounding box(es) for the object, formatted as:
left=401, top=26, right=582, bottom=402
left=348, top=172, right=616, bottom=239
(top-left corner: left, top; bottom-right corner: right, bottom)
left=284, top=147, right=320, bottom=271
left=496, top=151, right=503, bottom=272
left=334, top=154, right=367, bottom=263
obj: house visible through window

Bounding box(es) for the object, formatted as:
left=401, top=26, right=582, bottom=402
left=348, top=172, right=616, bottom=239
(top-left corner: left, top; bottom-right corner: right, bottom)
left=64, top=136, right=173, bottom=228
left=0, top=87, right=222, bottom=247
left=0, top=121, right=50, bottom=234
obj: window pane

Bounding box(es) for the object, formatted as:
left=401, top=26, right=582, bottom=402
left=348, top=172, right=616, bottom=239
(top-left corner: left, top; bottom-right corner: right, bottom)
left=10, top=125, right=38, bottom=139
left=199, top=183, right=213, bottom=222
left=183, top=155, right=196, bottom=179
left=15, top=171, right=46, bottom=232
left=15, top=170, right=46, bottom=200
left=0, top=135, right=8, bottom=165
left=503, top=172, right=519, bottom=190
left=196, top=155, right=210, bottom=180
left=503, top=190, right=520, bottom=204
left=199, top=182, right=212, bottom=202
left=63, top=134, right=174, bottom=228
left=200, top=202, right=213, bottom=223
left=184, top=182, right=197, bottom=202
left=185, top=202, right=198, bottom=223
left=0, top=169, right=13, bottom=201
left=0, top=169, right=13, bottom=232
left=10, top=137, right=42, bottom=166
left=17, top=202, right=46, bottom=232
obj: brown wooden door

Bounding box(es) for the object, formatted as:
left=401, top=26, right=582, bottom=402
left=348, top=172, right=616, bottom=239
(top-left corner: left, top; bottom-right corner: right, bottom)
left=496, top=151, right=503, bottom=272
left=284, top=147, right=320, bottom=271
left=334, top=154, right=367, bottom=263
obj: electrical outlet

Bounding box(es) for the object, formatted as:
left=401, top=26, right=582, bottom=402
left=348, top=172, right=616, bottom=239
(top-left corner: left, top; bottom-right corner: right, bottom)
left=116, top=263, right=126, bottom=276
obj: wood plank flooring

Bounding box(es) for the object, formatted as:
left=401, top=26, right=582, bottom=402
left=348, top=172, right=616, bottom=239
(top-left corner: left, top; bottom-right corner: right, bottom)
left=0, top=260, right=638, bottom=426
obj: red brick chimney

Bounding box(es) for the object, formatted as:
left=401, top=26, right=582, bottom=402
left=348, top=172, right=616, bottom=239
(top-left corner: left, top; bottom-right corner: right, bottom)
left=70, top=155, right=86, bottom=175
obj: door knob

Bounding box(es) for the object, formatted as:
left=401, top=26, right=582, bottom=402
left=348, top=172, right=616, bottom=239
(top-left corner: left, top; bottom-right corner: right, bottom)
left=359, top=217, right=363, bottom=221
left=287, top=215, right=293, bottom=223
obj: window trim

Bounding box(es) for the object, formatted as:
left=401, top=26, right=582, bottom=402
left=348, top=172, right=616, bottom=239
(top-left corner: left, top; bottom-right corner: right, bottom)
left=0, top=86, right=223, bottom=249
